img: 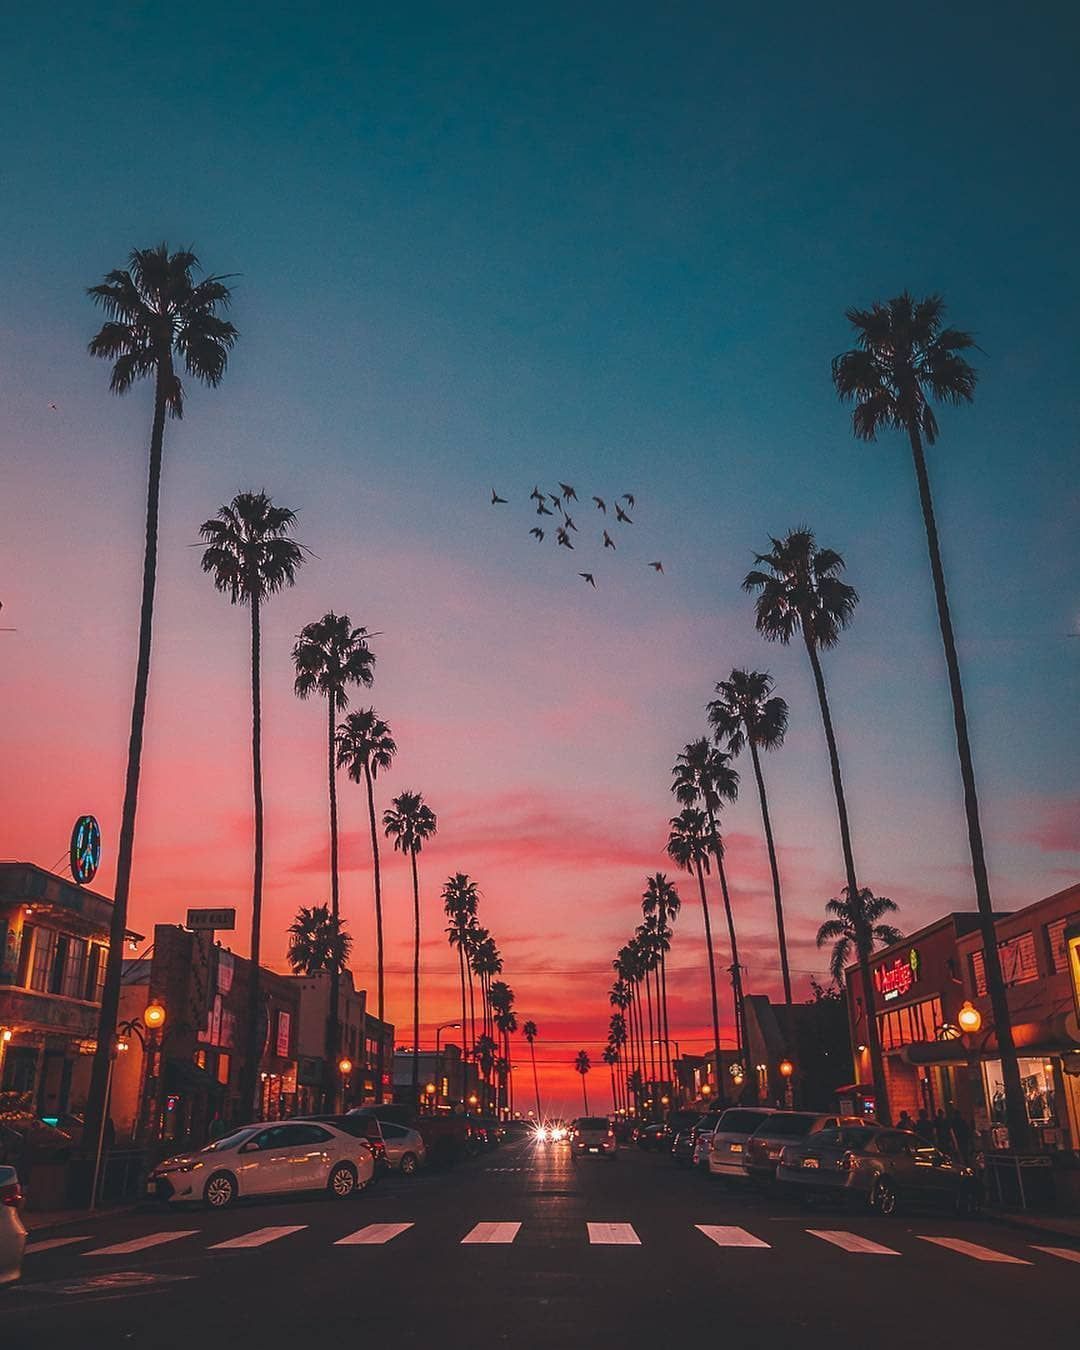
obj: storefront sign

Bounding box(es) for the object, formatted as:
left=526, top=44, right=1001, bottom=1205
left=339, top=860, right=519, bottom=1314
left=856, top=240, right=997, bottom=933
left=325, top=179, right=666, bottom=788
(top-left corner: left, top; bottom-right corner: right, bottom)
left=874, top=948, right=920, bottom=1001
left=186, top=907, right=236, bottom=932
left=70, top=815, right=101, bottom=885
left=275, top=1010, right=292, bottom=1058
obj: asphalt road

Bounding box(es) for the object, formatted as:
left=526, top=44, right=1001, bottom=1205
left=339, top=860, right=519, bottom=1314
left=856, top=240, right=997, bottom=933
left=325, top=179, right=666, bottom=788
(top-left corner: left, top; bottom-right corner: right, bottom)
left=7, top=1138, right=1077, bottom=1349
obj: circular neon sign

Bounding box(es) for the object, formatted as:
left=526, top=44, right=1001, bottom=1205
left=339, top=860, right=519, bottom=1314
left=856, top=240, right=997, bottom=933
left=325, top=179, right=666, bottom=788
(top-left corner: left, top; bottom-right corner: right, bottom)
left=70, top=815, right=101, bottom=885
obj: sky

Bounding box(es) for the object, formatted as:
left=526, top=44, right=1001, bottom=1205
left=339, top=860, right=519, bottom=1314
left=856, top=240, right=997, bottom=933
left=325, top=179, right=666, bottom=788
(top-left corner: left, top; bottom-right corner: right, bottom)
left=2, top=2, right=1078, bottom=1112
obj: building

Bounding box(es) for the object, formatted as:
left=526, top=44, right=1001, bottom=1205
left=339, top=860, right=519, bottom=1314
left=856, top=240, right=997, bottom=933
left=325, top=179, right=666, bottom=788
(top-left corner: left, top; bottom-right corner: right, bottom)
left=0, top=862, right=142, bottom=1119
left=392, top=1044, right=473, bottom=1112
left=288, top=969, right=394, bottom=1111
left=743, top=991, right=854, bottom=1111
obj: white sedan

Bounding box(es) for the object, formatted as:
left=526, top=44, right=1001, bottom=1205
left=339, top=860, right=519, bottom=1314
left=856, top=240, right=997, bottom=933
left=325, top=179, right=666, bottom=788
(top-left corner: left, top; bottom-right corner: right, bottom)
left=148, top=1121, right=375, bottom=1208
left=0, top=1167, right=27, bottom=1286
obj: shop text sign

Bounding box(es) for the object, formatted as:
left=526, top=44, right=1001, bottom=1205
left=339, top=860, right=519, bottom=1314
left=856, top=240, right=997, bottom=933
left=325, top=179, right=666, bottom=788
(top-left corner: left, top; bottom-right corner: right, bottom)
left=874, top=948, right=920, bottom=1002
left=186, top=907, right=236, bottom=932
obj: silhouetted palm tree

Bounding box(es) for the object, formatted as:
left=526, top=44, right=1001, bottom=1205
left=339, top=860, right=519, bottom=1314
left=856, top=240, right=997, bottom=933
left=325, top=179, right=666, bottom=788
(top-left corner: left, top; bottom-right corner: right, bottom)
left=666, top=807, right=726, bottom=1103
left=443, top=873, right=480, bottom=1098
left=574, top=1050, right=592, bottom=1114
left=743, top=528, right=890, bottom=1123
left=834, top=292, right=1027, bottom=1146
left=523, top=1020, right=541, bottom=1119
left=336, top=708, right=396, bottom=1101
left=602, top=1045, right=620, bottom=1114
left=201, top=491, right=304, bottom=1120
left=609, top=979, right=634, bottom=1114
left=84, top=244, right=237, bottom=1151
left=816, top=887, right=902, bottom=986
left=383, top=790, right=438, bottom=1098
left=642, top=873, right=680, bottom=1086
left=709, top=669, right=792, bottom=1003
left=286, top=903, right=353, bottom=976
left=632, top=927, right=658, bottom=1090
left=492, top=985, right=517, bottom=1117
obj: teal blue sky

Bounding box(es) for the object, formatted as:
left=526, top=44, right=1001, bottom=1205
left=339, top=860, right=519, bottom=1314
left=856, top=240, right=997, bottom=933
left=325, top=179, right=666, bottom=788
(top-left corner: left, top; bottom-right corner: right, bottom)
left=2, top=3, right=1077, bottom=1064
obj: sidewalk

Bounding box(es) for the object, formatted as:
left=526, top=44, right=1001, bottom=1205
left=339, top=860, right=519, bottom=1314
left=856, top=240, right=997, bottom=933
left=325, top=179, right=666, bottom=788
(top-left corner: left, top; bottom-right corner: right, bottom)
left=24, top=1203, right=137, bottom=1234
left=985, top=1206, right=1080, bottom=1244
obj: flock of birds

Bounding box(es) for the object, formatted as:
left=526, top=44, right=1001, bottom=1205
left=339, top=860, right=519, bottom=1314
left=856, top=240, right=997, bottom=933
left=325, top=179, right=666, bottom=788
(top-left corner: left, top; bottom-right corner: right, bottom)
left=489, top=482, right=663, bottom=588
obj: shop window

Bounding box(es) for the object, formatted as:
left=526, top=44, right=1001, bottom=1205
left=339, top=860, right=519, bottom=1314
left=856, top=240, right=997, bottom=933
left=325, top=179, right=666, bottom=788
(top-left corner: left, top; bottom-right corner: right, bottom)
left=217, top=1052, right=231, bottom=1085
left=970, top=932, right=1038, bottom=995
left=193, top=1049, right=207, bottom=1070
left=982, top=1057, right=1058, bottom=1129
left=29, top=929, right=58, bottom=992
left=878, top=997, right=942, bottom=1050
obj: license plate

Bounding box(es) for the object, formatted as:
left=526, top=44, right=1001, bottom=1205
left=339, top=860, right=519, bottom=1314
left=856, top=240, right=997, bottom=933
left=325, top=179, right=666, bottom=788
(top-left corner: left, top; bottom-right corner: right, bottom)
left=589, top=1147, right=598, bottom=1153
left=729, top=1143, right=742, bottom=1153
left=768, top=1150, right=781, bottom=1160
left=802, top=1157, right=820, bottom=1169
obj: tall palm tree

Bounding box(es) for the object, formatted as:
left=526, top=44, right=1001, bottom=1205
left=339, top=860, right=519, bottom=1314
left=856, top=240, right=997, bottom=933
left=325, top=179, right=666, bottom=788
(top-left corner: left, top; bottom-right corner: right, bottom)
left=672, top=741, right=744, bottom=1059
left=286, top=904, right=353, bottom=977
left=443, top=873, right=480, bottom=1096
left=743, top=528, right=890, bottom=1124
left=666, top=807, right=726, bottom=1103
left=574, top=1050, right=592, bottom=1114
left=602, top=1045, right=620, bottom=1114
left=464, top=923, right=489, bottom=1074
left=632, top=928, right=658, bottom=1090
left=608, top=1012, right=628, bottom=1113
left=708, top=669, right=792, bottom=1003
left=816, top=887, right=902, bottom=987
left=294, top=614, right=376, bottom=1104
left=336, top=709, right=396, bottom=1101
left=641, top=874, right=680, bottom=1085
left=200, top=491, right=304, bottom=1120
left=492, top=995, right=517, bottom=1117
left=834, top=292, right=1027, bottom=1146
left=471, top=935, right=502, bottom=1109
left=383, top=790, right=438, bottom=1099
left=523, top=1020, right=541, bottom=1119
left=609, top=980, right=634, bottom=1114
left=83, top=244, right=237, bottom=1154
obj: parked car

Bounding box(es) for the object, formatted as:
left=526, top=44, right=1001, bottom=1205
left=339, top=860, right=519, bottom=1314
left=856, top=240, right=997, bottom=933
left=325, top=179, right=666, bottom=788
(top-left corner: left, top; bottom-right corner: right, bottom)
left=375, top=1120, right=427, bottom=1175
left=692, top=1118, right=719, bottom=1169
left=636, top=1122, right=674, bottom=1152
left=0, top=1167, right=26, bottom=1287
left=294, top=1113, right=389, bottom=1173
left=148, top=1120, right=375, bottom=1208
left=743, top=1112, right=850, bottom=1187
left=349, top=1105, right=470, bottom=1168
left=707, top=1107, right=777, bottom=1180
left=671, top=1121, right=702, bottom=1166
left=570, top=1117, right=617, bottom=1160
left=776, top=1125, right=982, bottom=1216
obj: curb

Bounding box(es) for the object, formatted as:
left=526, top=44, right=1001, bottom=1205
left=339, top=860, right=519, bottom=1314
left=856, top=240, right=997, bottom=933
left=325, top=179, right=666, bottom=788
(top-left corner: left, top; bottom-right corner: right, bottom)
left=983, top=1208, right=1080, bottom=1244
left=25, top=1203, right=139, bottom=1236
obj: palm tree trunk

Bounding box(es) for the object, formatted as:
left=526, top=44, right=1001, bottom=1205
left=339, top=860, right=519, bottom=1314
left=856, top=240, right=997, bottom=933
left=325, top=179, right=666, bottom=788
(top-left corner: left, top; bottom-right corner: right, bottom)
left=240, top=596, right=264, bottom=1123
left=659, top=950, right=671, bottom=1087
left=326, top=694, right=342, bottom=1110
left=410, top=850, right=421, bottom=1100
left=802, top=633, right=890, bottom=1126
left=467, top=960, right=478, bottom=1078
left=85, top=367, right=169, bottom=1168
left=643, top=971, right=656, bottom=1095
left=748, top=738, right=792, bottom=1004
left=362, top=762, right=386, bottom=1102
left=456, top=942, right=468, bottom=1101
left=529, top=1039, right=541, bottom=1118
left=705, top=807, right=745, bottom=1063
left=695, top=857, right=727, bottom=1106
left=581, top=1075, right=589, bottom=1115
left=609, top=1064, right=617, bottom=1113
left=907, top=424, right=1027, bottom=1148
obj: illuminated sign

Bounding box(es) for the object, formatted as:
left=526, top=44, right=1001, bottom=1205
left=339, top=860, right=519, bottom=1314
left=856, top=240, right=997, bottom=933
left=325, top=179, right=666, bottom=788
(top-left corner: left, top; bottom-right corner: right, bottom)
left=874, top=948, right=920, bottom=1002
left=70, top=816, right=101, bottom=885
left=186, top=907, right=236, bottom=932
left=275, top=1010, right=292, bottom=1059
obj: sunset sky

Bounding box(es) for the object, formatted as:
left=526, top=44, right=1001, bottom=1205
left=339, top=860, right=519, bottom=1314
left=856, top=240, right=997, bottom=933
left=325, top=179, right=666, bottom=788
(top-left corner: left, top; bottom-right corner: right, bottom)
left=2, top=4, right=1078, bottom=1112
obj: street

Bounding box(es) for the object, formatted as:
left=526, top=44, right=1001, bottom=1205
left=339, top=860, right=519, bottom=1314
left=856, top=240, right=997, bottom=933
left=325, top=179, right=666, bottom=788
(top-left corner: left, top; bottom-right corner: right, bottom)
left=7, top=1138, right=1077, bottom=1349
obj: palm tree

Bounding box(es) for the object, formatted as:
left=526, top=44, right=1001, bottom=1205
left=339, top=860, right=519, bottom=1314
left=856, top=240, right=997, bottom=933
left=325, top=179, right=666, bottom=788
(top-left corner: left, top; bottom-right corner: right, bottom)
left=602, top=1045, right=620, bottom=1114
left=607, top=1013, right=627, bottom=1113
left=335, top=709, right=396, bottom=1102
left=293, top=614, right=376, bottom=1104
left=83, top=244, right=238, bottom=1154
left=632, top=927, right=658, bottom=1091
left=834, top=292, right=1027, bottom=1147
left=383, top=790, right=438, bottom=1100
left=286, top=903, right=353, bottom=976
left=816, top=887, right=903, bottom=987
left=609, top=980, right=635, bottom=1115
left=708, top=669, right=792, bottom=1003
left=574, top=1050, right=592, bottom=1114
left=471, top=934, right=502, bottom=1110
left=743, top=528, right=890, bottom=1124
left=641, top=873, right=680, bottom=1086
left=672, top=741, right=744, bottom=1060
left=523, top=1020, right=541, bottom=1119
left=200, top=491, right=304, bottom=1120
left=443, top=874, right=480, bottom=1097
left=666, top=807, right=726, bottom=1103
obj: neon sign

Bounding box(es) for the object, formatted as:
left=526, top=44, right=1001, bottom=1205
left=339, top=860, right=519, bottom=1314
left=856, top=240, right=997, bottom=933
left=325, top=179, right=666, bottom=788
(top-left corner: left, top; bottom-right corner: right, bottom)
left=874, top=947, right=920, bottom=1002
left=70, top=815, right=101, bottom=885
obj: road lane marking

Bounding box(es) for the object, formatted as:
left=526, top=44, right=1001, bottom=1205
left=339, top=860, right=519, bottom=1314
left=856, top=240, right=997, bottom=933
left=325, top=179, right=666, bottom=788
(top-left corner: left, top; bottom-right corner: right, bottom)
left=209, top=1226, right=307, bottom=1249
left=807, top=1230, right=900, bottom=1255
left=334, top=1222, right=414, bottom=1246
left=696, top=1225, right=771, bottom=1249
left=587, top=1223, right=640, bottom=1245
left=461, top=1222, right=522, bottom=1245
left=1033, top=1245, right=1080, bottom=1264
left=918, top=1236, right=1029, bottom=1264
left=85, top=1231, right=199, bottom=1256
left=25, top=1236, right=93, bottom=1254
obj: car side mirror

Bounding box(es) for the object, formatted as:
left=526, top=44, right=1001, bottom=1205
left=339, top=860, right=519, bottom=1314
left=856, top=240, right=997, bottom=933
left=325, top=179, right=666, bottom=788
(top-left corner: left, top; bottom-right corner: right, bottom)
left=239, top=1141, right=259, bottom=1153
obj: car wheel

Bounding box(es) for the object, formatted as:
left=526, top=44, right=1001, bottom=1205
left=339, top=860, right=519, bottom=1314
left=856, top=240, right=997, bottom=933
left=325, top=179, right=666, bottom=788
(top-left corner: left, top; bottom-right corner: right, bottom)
left=872, top=1177, right=897, bottom=1217
left=328, top=1162, right=357, bottom=1198
left=204, top=1172, right=237, bottom=1209
left=399, top=1152, right=419, bottom=1177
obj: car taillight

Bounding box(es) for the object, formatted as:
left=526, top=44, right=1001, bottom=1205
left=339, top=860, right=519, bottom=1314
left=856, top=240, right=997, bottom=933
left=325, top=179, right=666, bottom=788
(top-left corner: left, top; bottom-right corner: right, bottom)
left=1, top=1180, right=22, bottom=1207
left=607, top=1130, right=614, bottom=1138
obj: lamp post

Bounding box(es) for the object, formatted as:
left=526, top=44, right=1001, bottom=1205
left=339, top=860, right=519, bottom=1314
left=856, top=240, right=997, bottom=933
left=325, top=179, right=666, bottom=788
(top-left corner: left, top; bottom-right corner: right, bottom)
left=434, top=1020, right=461, bottom=1111
left=0, top=1027, right=12, bottom=1087
left=779, top=1057, right=795, bottom=1109
left=90, top=1036, right=129, bottom=1210
left=138, top=1001, right=167, bottom=1148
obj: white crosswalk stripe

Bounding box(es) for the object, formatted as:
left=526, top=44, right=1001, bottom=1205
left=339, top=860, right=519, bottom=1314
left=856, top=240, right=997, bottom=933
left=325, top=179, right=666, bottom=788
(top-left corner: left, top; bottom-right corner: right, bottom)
left=807, top=1230, right=900, bottom=1255
left=210, top=1226, right=307, bottom=1250
left=461, top=1222, right=522, bottom=1245
left=334, top=1222, right=414, bottom=1246
left=25, top=1236, right=93, bottom=1255
left=587, top=1222, right=640, bottom=1245
left=696, top=1225, right=771, bottom=1249
left=1032, top=1245, right=1080, bottom=1264
left=85, top=1230, right=200, bottom=1256
left=919, top=1236, right=1030, bottom=1264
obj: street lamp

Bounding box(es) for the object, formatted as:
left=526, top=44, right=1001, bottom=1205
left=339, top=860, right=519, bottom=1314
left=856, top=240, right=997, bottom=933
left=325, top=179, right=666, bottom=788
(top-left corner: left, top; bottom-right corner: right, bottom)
left=139, top=1000, right=168, bottom=1149
left=338, top=1057, right=353, bottom=1076
left=90, top=1036, right=130, bottom=1211
left=434, top=1021, right=461, bottom=1110
left=958, top=1002, right=982, bottom=1034
left=779, top=1058, right=795, bottom=1109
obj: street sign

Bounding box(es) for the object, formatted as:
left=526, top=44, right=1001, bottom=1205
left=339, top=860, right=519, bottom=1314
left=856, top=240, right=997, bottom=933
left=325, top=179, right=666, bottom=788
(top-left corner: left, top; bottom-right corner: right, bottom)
left=186, top=907, right=236, bottom=932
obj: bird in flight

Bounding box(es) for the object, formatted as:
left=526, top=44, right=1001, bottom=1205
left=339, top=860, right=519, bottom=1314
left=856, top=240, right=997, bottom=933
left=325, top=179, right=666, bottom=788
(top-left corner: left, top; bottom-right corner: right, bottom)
left=536, top=500, right=553, bottom=516
left=530, top=485, right=545, bottom=502
left=622, top=493, right=635, bottom=509
left=579, top=572, right=596, bottom=588
left=615, top=503, right=633, bottom=524
left=550, top=493, right=564, bottom=513
left=529, top=527, right=545, bottom=541
left=560, top=483, right=578, bottom=502
left=603, top=530, right=616, bottom=550
left=491, top=489, right=507, bottom=505
left=563, top=514, right=577, bottom=532
left=592, top=496, right=606, bottom=513
left=649, top=561, right=664, bottom=573
left=556, top=527, right=574, bottom=549
left=49, top=403, right=59, bottom=411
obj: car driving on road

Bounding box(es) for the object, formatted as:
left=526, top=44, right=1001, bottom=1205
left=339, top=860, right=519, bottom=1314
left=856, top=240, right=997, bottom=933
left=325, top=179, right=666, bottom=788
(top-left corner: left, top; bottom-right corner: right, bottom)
left=570, top=1117, right=617, bottom=1160
left=148, top=1120, right=375, bottom=1208
left=0, top=1167, right=26, bottom=1287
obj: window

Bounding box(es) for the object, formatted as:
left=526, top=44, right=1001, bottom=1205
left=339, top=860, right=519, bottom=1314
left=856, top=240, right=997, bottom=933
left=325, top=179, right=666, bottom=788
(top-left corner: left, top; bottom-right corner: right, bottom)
left=29, top=929, right=58, bottom=992
left=216, top=1053, right=231, bottom=1085
left=1046, top=916, right=1080, bottom=974
left=193, top=1050, right=207, bottom=1070
left=61, top=938, right=87, bottom=998
left=380, top=1122, right=407, bottom=1140
left=84, top=943, right=108, bottom=1002
left=970, top=932, right=1038, bottom=994
left=16, top=924, right=34, bottom=985
left=983, top=1057, right=1058, bottom=1128
left=877, top=997, right=943, bottom=1050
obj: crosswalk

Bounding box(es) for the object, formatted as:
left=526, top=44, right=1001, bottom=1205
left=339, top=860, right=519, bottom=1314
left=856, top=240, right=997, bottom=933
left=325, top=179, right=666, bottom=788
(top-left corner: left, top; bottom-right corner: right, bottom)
left=20, top=1222, right=1077, bottom=1266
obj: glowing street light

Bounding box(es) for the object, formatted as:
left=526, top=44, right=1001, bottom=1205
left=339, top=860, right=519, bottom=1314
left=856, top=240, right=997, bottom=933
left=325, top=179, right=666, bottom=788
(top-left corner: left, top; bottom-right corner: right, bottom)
left=958, top=1001, right=982, bottom=1034
left=143, top=1001, right=166, bottom=1030
left=338, top=1058, right=353, bottom=1076
left=778, top=1059, right=794, bottom=1078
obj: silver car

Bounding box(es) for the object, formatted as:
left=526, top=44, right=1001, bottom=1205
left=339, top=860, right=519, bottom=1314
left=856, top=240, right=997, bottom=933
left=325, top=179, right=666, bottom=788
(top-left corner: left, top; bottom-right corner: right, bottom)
left=0, top=1167, right=27, bottom=1287
left=707, top=1107, right=777, bottom=1180
left=375, top=1120, right=427, bottom=1176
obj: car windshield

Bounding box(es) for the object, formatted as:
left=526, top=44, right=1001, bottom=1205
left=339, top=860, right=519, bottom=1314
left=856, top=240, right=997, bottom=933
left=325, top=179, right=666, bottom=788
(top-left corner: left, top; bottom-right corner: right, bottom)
left=758, top=1114, right=819, bottom=1138
left=577, top=1118, right=609, bottom=1130
left=201, top=1129, right=254, bottom=1153
left=716, top=1110, right=771, bottom=1134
